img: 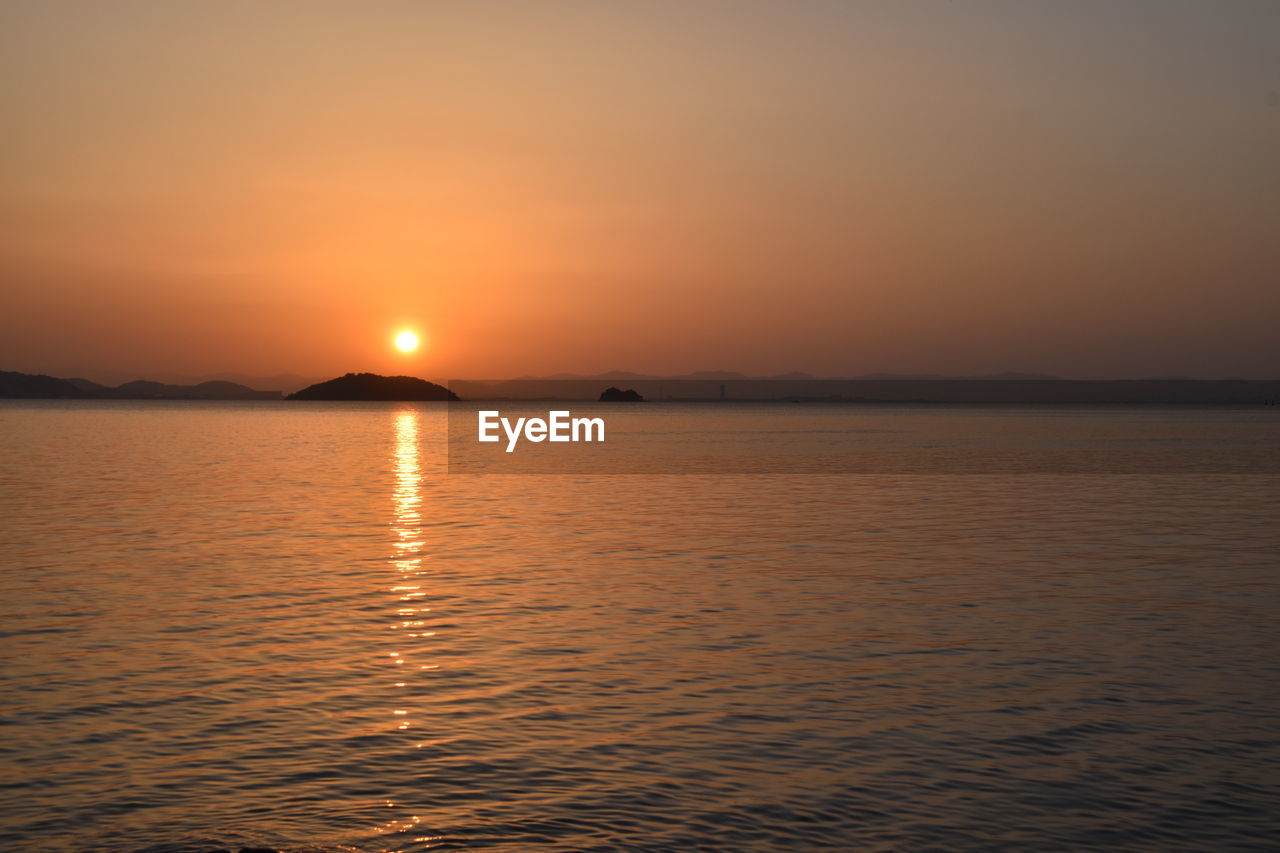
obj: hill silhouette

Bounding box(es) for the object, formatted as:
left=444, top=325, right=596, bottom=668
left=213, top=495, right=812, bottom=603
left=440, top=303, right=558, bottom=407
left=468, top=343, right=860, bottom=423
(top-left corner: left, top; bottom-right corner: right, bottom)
left=288, top=373, right=458, bottom=401
left=113, top=379, right=281, bottom=399
left=0, top=371, right=281, bottom=399
left=1, top=371, right=88, bottom=398
left=599, top=386, right=644, bottom=402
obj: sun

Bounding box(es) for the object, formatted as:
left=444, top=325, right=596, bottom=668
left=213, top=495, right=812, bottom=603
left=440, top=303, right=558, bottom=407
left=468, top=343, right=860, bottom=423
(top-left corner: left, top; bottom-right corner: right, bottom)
left=394, top=330, right=420, bottom=352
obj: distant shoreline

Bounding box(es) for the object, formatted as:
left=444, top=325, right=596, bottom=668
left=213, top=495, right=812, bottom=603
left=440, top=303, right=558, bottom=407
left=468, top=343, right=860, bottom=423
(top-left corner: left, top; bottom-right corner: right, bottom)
left=448, top=379, right=1280, bottom=406
left=5, top=370, right=1279, bottom=405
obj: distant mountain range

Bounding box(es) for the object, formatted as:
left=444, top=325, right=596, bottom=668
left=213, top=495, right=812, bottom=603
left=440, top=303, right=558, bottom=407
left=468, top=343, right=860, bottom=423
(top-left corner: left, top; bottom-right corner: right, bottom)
left=520, top=370, right=1066, bottom=381
left=451, top=376, right=1280, bottom=405
left=8, top=369, right=1276, bottom=405
left=189, top=372, right=321, bottom=393
left=1, top=370, right=463, bottom=401
left=1, top=371, right=282, bottom=400
left=11, top=370, right=323, bottom=393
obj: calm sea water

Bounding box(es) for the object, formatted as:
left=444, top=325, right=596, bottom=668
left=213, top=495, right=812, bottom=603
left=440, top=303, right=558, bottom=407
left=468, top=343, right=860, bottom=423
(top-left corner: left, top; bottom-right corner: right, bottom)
left=2, top=401, right=1278, bottom=852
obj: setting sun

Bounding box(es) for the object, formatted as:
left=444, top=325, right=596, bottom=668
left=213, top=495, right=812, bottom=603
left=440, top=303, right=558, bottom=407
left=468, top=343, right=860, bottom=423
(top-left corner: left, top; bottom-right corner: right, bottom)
left=394, top=331, right=420, bottom=353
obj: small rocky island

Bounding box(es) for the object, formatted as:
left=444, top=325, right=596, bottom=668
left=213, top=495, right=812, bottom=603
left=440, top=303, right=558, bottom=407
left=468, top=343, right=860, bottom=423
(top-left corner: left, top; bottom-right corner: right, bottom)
left=288, top=372, right=458, bottom=401
left=599, top=386, right=644, bottom=402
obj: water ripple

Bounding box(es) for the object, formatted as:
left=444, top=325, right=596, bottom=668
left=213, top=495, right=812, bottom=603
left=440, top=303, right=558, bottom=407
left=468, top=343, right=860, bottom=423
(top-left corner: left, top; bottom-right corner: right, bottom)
left=1, top=403, right=1278, bottom=851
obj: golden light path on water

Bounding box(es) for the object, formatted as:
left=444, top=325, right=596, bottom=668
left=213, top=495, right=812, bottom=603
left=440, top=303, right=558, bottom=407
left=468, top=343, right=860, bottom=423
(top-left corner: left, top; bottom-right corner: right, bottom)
left=380, top=410, right=433, bottom=845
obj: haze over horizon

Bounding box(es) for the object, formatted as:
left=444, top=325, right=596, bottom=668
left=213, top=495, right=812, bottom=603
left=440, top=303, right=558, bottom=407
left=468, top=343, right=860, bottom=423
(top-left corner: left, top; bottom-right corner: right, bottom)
left=3, top=1, right=1279, bottom=381
left=10, top=366, right=1277, bottom=396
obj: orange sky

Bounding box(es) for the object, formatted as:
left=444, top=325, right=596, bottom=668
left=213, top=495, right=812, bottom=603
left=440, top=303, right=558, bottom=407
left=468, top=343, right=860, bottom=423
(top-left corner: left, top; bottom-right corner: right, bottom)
left=2, top=1, right=1278, bottom=383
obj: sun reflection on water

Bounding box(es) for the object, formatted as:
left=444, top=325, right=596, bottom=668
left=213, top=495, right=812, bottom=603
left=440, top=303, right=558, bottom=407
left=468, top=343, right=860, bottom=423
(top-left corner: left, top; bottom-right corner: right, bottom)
left=380, top=410, right=430, bottom=846
left=390, top=409, right=425, bottom=693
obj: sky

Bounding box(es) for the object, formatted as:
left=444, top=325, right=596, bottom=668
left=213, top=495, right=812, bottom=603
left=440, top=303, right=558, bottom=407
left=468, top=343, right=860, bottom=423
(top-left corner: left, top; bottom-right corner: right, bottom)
left=2, top=0, right=1278, bottom=383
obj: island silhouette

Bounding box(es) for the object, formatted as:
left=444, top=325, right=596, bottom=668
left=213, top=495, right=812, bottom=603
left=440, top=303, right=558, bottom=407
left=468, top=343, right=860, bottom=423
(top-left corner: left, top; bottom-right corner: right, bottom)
left=288, top=372, right=458, bottom=401
left=599, top=386, right=644, bottom=402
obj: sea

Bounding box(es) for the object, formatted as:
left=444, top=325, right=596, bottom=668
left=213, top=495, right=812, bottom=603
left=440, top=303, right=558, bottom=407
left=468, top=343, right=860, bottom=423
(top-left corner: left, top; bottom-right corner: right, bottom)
left=2, top=400, right=1278, bottom=852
